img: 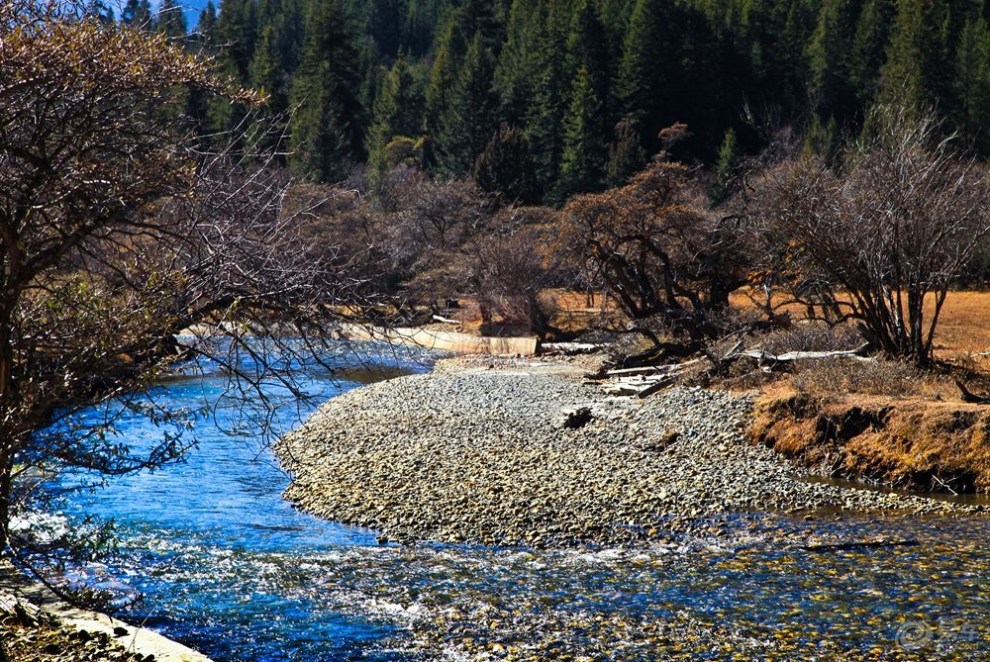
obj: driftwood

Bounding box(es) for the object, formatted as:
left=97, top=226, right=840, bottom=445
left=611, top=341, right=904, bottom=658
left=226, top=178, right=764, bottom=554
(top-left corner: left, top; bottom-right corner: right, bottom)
left=601, top=374, right=677, bottom=398
left=726, top=343, right=872, bottom=364
left=431, top=314, right=460, bottom=325
left=542, top=342, right=603, bottom=356
left=604, top=358, right=704, bottom=378
left=955, top=379, right=990, bottom=404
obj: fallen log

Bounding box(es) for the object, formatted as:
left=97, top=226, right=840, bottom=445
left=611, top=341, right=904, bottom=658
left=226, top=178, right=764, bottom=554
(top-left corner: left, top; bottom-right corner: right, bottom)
left=542, top=342, right=603, bottom=356
left=725, top=343, right=872, bottom=365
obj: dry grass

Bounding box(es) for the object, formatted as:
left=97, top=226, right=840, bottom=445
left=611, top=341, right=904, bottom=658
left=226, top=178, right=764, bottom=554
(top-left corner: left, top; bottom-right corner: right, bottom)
left=750, top=387, right=990, bottom=493
left=730, top=289, right=990, bottom=360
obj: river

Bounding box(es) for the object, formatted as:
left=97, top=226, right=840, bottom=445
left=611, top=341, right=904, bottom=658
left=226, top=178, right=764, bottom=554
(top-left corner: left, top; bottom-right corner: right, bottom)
left=38, top=343, right=990, bottom=660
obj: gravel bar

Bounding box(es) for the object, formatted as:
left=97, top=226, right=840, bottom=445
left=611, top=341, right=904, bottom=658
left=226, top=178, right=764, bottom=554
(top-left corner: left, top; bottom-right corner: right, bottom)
left=275, top=360, right=977, bottom=548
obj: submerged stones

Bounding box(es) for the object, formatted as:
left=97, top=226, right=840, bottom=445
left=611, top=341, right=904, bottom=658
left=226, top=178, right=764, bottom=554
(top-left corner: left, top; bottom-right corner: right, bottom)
left=275, top=362, right=979, bottom=549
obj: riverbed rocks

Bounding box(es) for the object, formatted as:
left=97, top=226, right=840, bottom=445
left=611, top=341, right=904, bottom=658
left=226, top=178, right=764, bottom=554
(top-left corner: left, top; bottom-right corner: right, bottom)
left=276, top=360, right=980, bottom=548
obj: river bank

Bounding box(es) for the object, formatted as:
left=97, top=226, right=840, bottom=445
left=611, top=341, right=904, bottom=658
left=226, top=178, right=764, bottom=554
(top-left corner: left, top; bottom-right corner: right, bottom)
left=0, top=560, right=211, bottom=662
left=276, top=356, right=983, bottom=549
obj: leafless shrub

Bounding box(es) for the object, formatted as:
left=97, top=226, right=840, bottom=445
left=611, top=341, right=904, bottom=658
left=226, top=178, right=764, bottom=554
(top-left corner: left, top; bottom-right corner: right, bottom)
left=754, top=105, right=990, bottom=365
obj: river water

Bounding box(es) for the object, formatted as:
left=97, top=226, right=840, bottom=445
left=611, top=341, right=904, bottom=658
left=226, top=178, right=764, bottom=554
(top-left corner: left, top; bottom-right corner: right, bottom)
left=43, top=344, right=990, bottom=660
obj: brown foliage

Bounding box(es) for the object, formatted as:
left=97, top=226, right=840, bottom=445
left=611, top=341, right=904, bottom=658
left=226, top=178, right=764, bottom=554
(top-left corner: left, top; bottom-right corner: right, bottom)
left=559, top=161, right=751, bottom=344
left=0, top=3, right=367, bottom=556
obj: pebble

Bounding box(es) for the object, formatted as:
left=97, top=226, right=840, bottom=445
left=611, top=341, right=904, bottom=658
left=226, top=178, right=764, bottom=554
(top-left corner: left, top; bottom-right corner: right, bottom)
left=275, top=364, right=979, bottom=548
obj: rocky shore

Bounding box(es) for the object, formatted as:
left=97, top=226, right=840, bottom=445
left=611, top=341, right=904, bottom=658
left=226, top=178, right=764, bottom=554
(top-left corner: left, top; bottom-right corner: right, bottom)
left=276, top=358, right=980, bottom=548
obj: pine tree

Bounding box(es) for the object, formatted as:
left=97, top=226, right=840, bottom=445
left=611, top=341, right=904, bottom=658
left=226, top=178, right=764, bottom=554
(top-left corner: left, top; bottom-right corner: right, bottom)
left=120, top=0, right=153, bottom=29
left=85, top=0, right=115, bottom=24
left=216, top=0, right=258, bottom=83
left=370, top=0, right=405, bottom=58
left=493, top=0, right=540, bottom=128
left=558, top=65, right=607, bottom=200
left=402, top=0, right=436, bottom=56
left=191, top=2, right=219, bottom=52
left=605, top=116, right=647, bottom=187
left=525, top=0, right=570, bottom=196
left=807, top=0, right=859, bottom=123
left=289, top=0, right=366, bottom=181
left=881, top=0, right=952, bottom=114
left=368, top=56, right=426, bottom=178
left=156, top=0, right=187, bottom=38
left=850, top=0, right=895, bottom=107
left=473, top=124, right=541, bottom=204
left=956, top=16, right=990, bottom=153
left=435, top=32, right=497, bottom=175
left=567, top=0, right=611, bottom=121
left=709, top=127, right=738, bottom=205
left=618, top=0, right=669, bottom=124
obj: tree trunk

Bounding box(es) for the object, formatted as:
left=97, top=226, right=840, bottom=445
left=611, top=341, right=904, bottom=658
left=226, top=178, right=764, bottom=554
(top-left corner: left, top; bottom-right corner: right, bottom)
left=0, top=456, right=10, bottom=552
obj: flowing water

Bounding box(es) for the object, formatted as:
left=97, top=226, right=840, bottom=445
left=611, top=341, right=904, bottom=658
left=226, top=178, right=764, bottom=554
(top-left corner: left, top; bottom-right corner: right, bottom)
left=39, top=344, right=990, bottom=660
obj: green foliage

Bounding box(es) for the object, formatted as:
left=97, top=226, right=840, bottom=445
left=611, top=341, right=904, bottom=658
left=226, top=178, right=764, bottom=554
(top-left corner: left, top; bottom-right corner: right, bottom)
left=178, top=0, right=990, bottom=199
left=120, top=0, right=153, bottom=29
left=558, top=65, right=607, bottom=201
left=473, top=124, right=540, bottom=204
left=156, top=0, right=187, bottom=38
left=289, top=0, right=365, bottom=181
left=881, top=0, right=952, bottom=114
left=955, top=16, right=990, bottom=153
left=433, top=32, right=497, bottom=176
left=605, top=116, right=647, bottom=187
left=709, top=127, right=738, bottom=205
left=368, top=56, right=426, bottom=181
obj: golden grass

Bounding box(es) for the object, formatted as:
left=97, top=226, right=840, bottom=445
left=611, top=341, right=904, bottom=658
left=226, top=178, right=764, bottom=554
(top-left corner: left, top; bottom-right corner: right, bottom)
left=751, top=387, right=990, bottom=493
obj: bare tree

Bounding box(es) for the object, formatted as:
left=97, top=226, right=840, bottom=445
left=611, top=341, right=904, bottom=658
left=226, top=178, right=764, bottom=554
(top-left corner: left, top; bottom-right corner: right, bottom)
left=756, top=106, right=990, bottom=365
left=0, top=2, right=371, bottom=561
left=406, top=206, right=567, bottom=334
left=558, top=161, right=751, bottom=347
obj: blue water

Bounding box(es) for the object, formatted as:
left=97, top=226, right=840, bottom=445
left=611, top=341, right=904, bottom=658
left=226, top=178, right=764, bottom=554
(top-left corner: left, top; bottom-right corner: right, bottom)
left=51, top=342, right=432, bottom=661
left=42, top=342, right=990, bottom=660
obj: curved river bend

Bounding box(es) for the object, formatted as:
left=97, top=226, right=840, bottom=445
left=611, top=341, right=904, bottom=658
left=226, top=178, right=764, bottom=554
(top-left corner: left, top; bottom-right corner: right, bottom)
left=46, top=346, right=990, bottom=660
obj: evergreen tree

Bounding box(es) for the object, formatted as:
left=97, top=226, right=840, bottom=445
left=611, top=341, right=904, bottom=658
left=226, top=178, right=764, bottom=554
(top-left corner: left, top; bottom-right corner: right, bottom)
left=370, top=0, right=406, bottom=58
left=473, top=124, right=541, bottom=204
left=881, top=0, right=952, bottom=113
left=850, top=0, right=895, bottom=107
left=435, top=32, right=497, bottom=175
left=368, top=56, right=426, bottom=178
left=402, top=0, right=437, bottom=56
left=558, top=65, right=607, bottom=200
left=85, top=0, right=115, bottom=24
left=956, top=16, right=990, bottom=153
left=192, top=2, right=219, bottom=51
left=525, top=0, right=570, bottom=196
left=289, top=0, right=366, bottom=181
left=120, top=0, right=153, bottom=29
left=156, top=0, right=187, bottom=38
left=424, top=40, right=456, bottom=169
left=605, top=116, right=647, bottom=187
left=709, top=127, right=739, bottom=205
left=216, top=0, right=258, bottom=82
left=567, top=0, right=611, bottom=120
left=807, top=0, right=859, bottom=123
left=493, top=0, right=540, bottom=127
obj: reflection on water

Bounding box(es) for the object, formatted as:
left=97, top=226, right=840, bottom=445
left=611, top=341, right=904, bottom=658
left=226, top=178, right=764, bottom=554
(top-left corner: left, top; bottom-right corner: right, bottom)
left=50, top=342, right=990, bottom=661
